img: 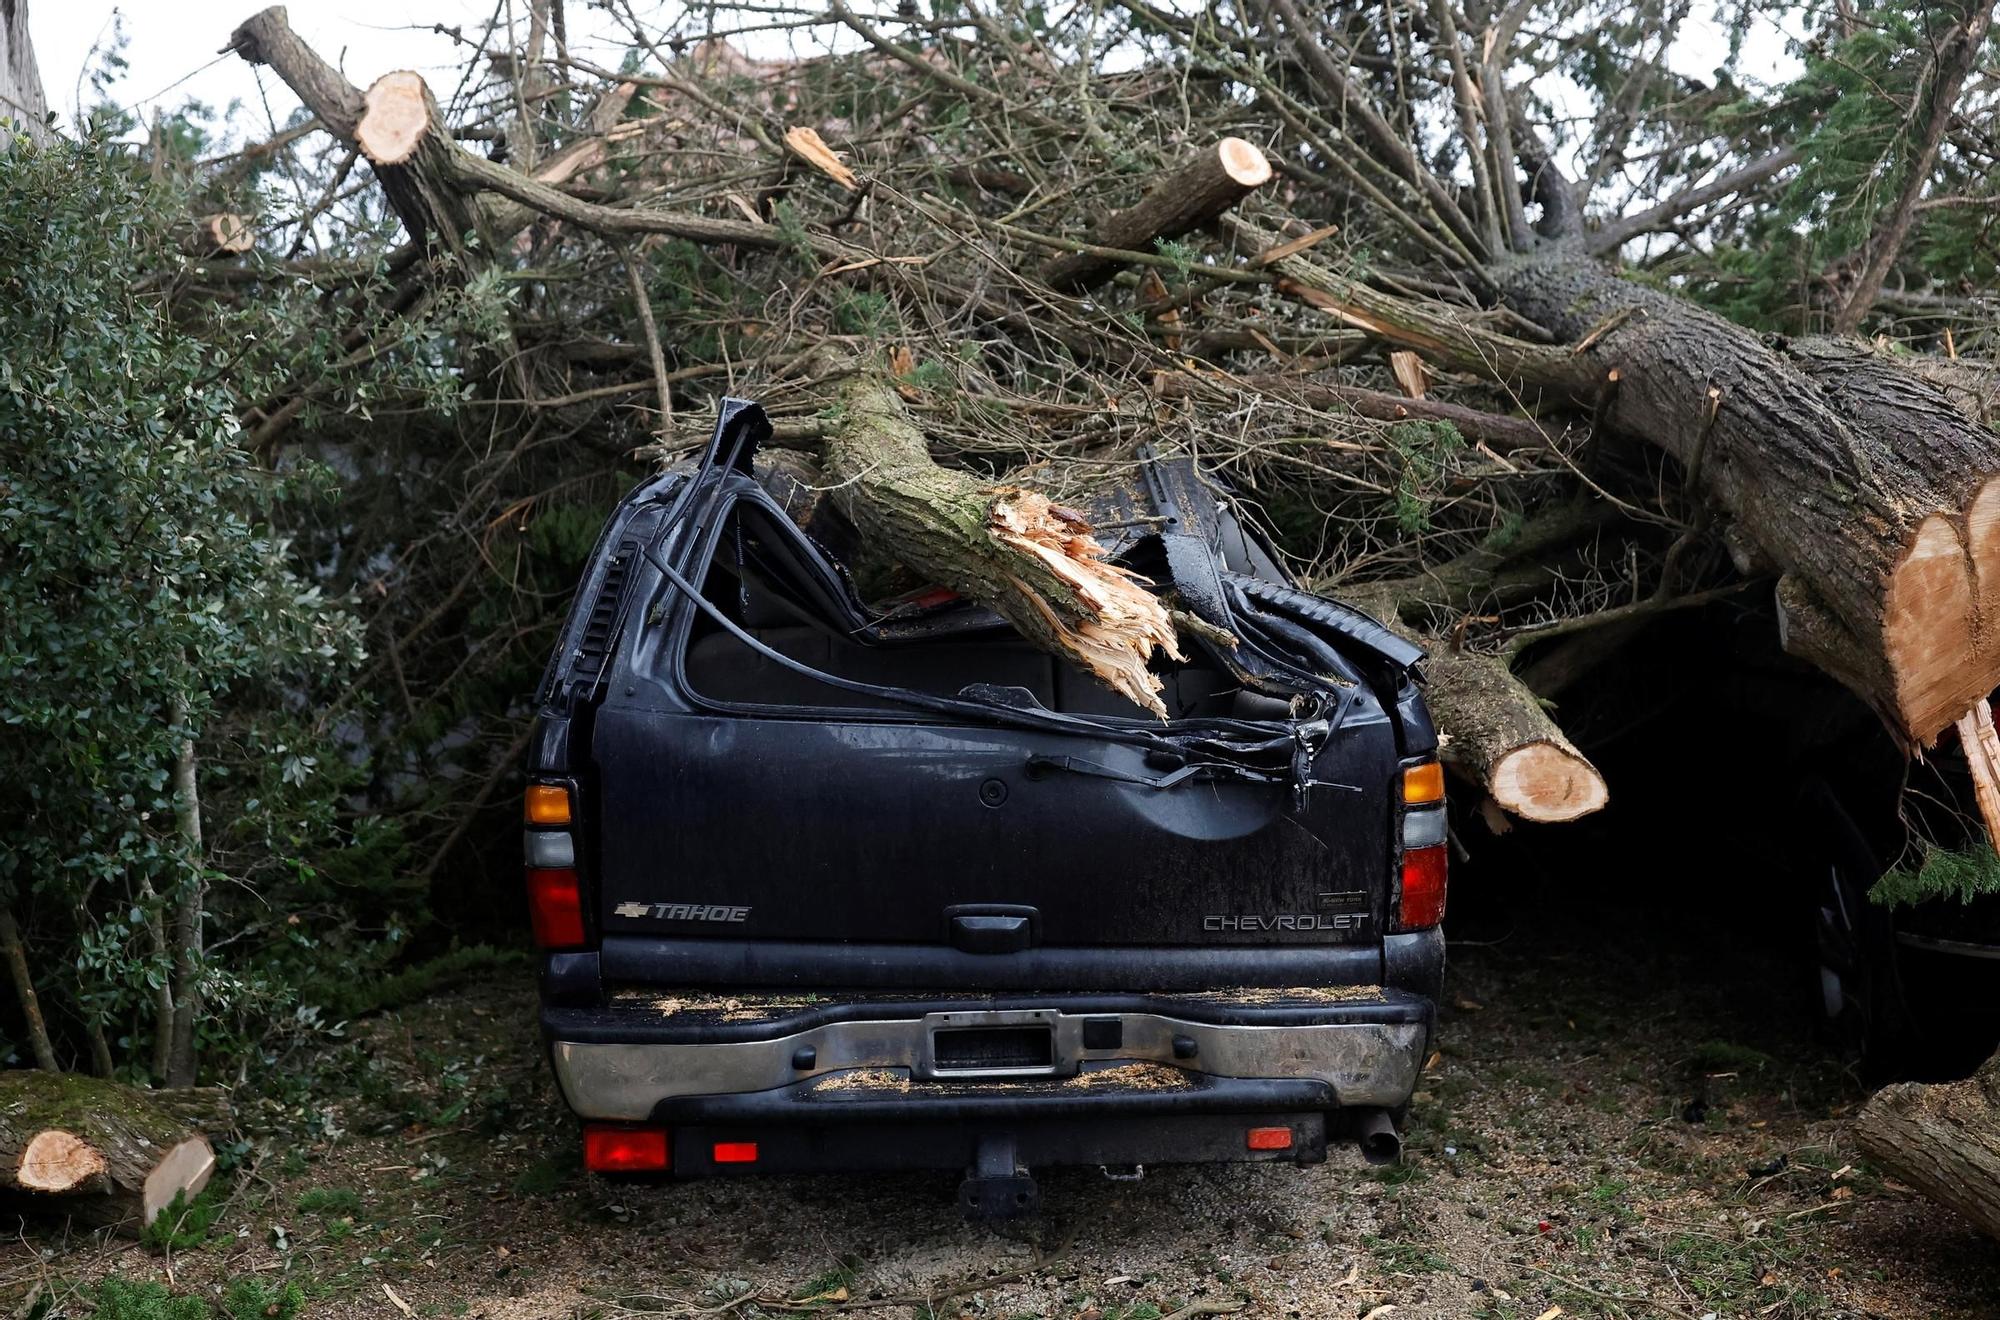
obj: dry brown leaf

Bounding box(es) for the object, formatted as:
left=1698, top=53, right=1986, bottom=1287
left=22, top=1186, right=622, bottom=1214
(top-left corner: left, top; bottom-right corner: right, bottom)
left=1534, top=1308, right=1565, bottom=1320
left=383, top=1285, right=414, bottom=1317
left=784, top=126, right=858, bottom=189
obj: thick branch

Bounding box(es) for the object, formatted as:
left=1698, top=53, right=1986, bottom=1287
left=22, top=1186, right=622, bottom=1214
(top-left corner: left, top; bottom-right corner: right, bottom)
left=1586, top=147, right=1799, bottom=256
left=1041, top=140, right=1273, bottom=292
left=1854, top=1048, right=2000, bottom=1243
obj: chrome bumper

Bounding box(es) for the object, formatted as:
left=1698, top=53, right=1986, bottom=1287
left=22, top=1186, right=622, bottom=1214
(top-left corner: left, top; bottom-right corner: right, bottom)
left=551, top=1004, right=1427, bottom=1121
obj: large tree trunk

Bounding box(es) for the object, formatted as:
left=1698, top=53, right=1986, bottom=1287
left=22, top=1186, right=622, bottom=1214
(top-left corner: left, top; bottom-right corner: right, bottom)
left=0, top=1073, right=227, bottom=1234
left=1497, top=256, right=2000, bottom=747
left=1853, top=1049, right=2000, bottom=1243
left=0, top=0, right=49, bottom=147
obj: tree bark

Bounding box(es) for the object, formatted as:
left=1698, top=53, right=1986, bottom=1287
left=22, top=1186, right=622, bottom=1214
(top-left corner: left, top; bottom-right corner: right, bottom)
left=1423, top=650, right=1610, bottom=822
left=0, top=907, right=55, bottom=1071
left=0, top=1072, right=227, bottom=1234
left=1041, top=139, right=1273, bottom=292
left=165, top=697, right=204, bottom=1089
left=0, top=0, right=50, bottom=147
left=824, top=369, right=1182, bottom=716
left=1342, top=504, right=1614, bottom=823
left=1497, top=255, right=2000, bottom=745
left=1853, top=1048, right=2000, bottom=1243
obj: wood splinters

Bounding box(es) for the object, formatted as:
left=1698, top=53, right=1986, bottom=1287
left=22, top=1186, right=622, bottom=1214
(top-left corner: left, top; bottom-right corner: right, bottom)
left=1956, top=698, right=2000, bottom=849
left=991, top=489, right=1182, bottom=718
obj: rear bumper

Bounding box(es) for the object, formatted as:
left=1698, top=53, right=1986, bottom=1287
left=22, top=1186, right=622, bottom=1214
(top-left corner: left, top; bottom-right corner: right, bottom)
left=543, top=986, right=1433, bottom=1125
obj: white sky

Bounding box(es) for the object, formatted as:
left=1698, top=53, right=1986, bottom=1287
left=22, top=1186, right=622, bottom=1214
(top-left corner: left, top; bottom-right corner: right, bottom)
left=28, top=1, right=1806, bottom=202
left=28, top=2, right=644, bottom=146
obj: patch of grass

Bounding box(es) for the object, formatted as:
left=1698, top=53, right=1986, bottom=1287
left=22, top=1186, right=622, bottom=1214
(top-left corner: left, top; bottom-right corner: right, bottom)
left=221, top=1281, right=306, bottom=1320
left=1665, top=1225, right=1829, bottom=1315
left=297, top=1186, right=363, bottom=1218
left=1365, top=1235, right=1450, bottom=1275
left=514, top=1147, right=578, bottom=1196
left=1688, top=1040, right=1776, bottom=1074
left=789, top=1262, right=859, bottom=1306
left=81, top=1281, right=211, bottom=1320
left=1366, top=1160, right=1428, bottom=1187
left=141, top=1182, right=227, bottom=1253
left=1103, top=1305, right=1164, bottom=1320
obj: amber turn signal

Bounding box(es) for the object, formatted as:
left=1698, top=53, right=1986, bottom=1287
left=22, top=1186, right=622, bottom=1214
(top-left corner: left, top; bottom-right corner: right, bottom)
left=525, top=782, right=572, bottom=825
left=1401, top=761, right=1445, bottom=805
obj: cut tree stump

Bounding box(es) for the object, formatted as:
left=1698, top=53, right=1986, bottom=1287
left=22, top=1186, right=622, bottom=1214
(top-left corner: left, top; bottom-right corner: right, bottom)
left=0, top=1072, right=229, bottom=1234
left=183, top=213, right=254, bottom=257
left=1854, top=1049, right=2000, bottom=1243
left=1041, top=138, right=1272, bottom=292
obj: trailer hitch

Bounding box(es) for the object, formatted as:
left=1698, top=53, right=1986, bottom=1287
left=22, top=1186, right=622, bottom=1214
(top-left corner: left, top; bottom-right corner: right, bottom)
left=958, top=1133, right=1039, bottom=1220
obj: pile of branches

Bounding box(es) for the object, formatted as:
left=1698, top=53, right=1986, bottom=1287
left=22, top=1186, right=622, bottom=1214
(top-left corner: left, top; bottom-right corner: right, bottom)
left=173, top=0, right=2000, bottom=838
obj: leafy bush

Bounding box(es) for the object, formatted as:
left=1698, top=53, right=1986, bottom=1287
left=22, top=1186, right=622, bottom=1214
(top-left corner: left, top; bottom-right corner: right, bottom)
left=0, top=136, right=362, bottom=1079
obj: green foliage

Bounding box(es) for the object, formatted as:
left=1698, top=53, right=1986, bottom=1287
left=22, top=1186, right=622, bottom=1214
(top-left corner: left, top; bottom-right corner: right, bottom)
left=832, top=290, right=894, bottom=336
left=305, top=945, right=528, bottom=1021
left=220, top=1281, right=306, bottom=1320
left=80, top=1281, right=210, bottom=1320
left=0, top=136, right=365, bottom=1077
left=1386, top=420, right=1467, bottom=534
left=1869, top=842, right=2000, bottom=908
left=1153, top=237, right=1199, bottom=282
left=71, top=1279, right=306, bottom=1320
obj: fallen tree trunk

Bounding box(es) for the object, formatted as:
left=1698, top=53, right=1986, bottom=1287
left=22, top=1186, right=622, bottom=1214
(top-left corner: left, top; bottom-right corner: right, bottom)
left=1853, top=1048, right=2000, bottom=1243
left=0, top=1073, right=228, bottom=1233
left=824, top=369, right=1183, bottom=716
left=1042, top=139, right=1272, bottom=292
left=1496, top=255, right=2000, bottom=746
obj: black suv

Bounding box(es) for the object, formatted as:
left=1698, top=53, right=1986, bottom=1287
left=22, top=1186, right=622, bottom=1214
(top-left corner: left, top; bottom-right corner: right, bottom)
left=525, top=401, right=1445, bottom=1214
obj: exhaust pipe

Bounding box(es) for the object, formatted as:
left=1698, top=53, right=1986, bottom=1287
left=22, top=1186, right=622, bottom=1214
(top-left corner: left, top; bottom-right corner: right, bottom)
left=1351, top=1107, right=1401, bottom=1165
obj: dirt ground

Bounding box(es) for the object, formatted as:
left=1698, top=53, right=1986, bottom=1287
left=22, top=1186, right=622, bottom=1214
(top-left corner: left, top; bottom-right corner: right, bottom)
left=7, top=861, right=2000, bottom=1320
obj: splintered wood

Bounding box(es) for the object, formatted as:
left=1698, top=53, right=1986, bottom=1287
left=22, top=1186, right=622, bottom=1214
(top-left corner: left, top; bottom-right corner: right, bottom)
left=991, top=489, right=1182, bottom=717
left=1956, top=697, right=2000, bottom=847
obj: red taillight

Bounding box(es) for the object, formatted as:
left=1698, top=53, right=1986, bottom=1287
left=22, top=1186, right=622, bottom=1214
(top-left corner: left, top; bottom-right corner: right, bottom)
left=712, top=1141, right=759, bottom=1164
left=584, top=1123, right=669, bottom=1172
left=526, top=866, right=586, bottom=949
left=1247, top=1126, right=1294, bottom=1151
left=1398, top=844, right=1448, bottom=930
